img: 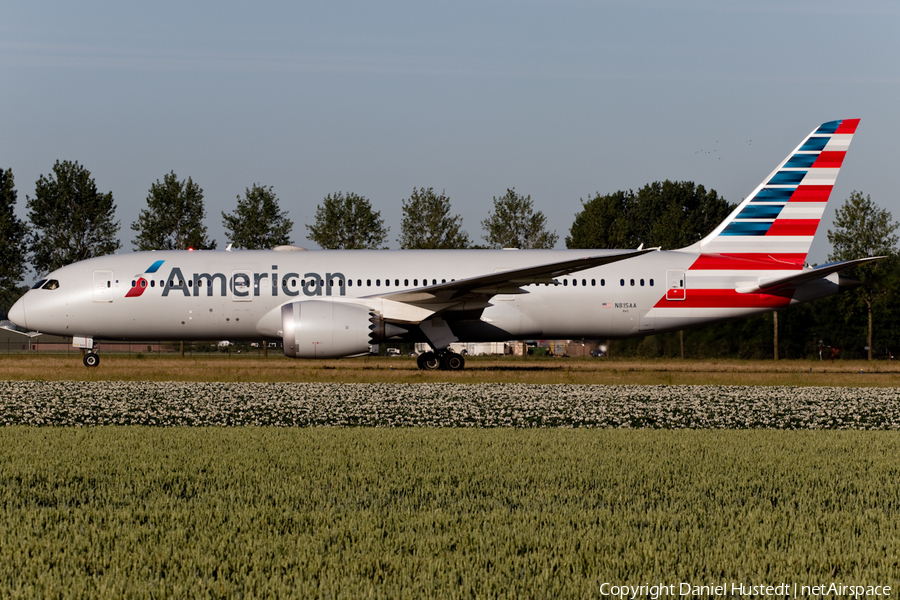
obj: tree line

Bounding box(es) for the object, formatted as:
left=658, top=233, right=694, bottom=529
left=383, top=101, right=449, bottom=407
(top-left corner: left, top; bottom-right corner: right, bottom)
left=1, top=160, right=897, bottom=359
left=0, top=161, right=567, bottom=278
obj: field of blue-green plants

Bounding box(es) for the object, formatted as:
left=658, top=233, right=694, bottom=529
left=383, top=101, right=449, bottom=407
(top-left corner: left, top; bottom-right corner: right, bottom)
left=2, top=427, right=899, bottom=597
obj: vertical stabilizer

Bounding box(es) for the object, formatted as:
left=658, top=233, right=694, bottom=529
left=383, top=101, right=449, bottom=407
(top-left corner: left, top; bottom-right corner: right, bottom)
left=693, top=119, right=859, bottom=268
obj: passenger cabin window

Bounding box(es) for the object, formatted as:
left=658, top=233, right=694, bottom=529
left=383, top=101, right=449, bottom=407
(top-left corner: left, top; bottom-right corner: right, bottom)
left=640, top=279, right=644, bottom=286
left=620, top=279, right=625, bottom=286
left=650, top=279, right=654, bottom=286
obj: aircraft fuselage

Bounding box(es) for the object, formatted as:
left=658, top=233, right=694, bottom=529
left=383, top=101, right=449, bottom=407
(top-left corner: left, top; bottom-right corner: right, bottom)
left=11, top=248, right=838, bottom=344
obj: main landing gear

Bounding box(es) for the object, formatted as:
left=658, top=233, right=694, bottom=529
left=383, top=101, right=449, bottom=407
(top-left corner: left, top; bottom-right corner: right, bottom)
left=83, top=352, right=100, bottom=368
left=416, top=350, right=465, bottom=371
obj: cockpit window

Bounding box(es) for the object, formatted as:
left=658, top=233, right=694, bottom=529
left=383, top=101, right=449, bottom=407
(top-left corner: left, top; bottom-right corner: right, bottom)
left=42, top=280, right=60, bottom=290
left=31, top=279, right=47, bottom=289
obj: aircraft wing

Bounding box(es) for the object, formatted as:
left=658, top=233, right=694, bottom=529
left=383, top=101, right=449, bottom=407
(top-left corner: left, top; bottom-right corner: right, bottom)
left=371, top=248, right=657, bottom=306
left=735, top=256, right=885, bottom=294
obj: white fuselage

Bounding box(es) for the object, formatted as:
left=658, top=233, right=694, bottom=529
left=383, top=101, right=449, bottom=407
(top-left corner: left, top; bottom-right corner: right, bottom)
left=10, top=248, right=839, bottom=345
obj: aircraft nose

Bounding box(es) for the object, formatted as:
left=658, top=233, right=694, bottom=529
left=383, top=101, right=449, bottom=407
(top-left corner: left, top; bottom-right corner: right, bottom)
left=7, top=296, right=26, bottom=329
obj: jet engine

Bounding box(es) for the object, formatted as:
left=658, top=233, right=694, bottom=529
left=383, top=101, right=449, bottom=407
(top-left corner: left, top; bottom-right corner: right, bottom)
left=281, top=300, right=409, bottom=359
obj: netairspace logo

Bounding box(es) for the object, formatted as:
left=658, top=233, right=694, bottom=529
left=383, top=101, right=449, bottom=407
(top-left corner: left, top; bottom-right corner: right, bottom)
left=598, top=582, right=892, bottom=599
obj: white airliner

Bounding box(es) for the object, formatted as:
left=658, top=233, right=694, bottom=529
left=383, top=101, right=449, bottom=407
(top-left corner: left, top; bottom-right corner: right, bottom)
left=6, top=119, right=879, bottom=369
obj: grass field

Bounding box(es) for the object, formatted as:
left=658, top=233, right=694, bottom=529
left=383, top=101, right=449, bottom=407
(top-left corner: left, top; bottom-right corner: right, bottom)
left=1, top=428, right=897, bottom=597
left=2, top=353, right=899, bottom=386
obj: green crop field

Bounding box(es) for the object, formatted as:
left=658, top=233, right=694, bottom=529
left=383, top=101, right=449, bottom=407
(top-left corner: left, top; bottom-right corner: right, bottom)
left=1, top=428, right=898, bottom=598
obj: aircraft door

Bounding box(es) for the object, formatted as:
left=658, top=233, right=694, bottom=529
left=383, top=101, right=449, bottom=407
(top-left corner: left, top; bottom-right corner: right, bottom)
left=93, top=270, right=113, bottom=303
left=666, top=269, right=686, bottom=301
left=232, top=270, right=252, bottom=302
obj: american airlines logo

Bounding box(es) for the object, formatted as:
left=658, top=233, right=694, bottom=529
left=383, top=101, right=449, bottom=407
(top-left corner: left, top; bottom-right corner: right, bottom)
left=126, top=263, right=347, bottom=298
left=124, top=259, right=165, bottom=298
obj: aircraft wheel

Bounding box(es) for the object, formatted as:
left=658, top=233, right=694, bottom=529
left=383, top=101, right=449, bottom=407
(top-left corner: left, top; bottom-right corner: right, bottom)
left=83, top=352, right=100, bottom=368
left=418, top=352, right=441, bottom=370
left=441, top=352, right=465, bottom=371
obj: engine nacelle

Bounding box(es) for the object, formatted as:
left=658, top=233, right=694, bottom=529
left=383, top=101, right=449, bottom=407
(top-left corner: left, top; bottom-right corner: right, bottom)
left=281, top=301, right=374, bottom=358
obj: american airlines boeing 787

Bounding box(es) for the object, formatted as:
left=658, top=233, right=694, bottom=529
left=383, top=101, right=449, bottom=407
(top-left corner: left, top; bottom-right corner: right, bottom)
left=6, top=119, right=878, bottom=369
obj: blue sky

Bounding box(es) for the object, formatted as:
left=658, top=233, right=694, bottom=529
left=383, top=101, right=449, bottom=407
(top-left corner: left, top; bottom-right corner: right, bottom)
left=2, top=0, right=898, bottom=267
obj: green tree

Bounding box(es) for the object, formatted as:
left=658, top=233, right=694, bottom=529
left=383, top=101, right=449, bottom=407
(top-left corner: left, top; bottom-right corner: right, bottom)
left=132, top=172, right=217, bottom=251
left=827, top=191, right=899, bottom=360
left=306, top=192, right=388, bottom=249
left=223, top=184, right=293, bottom=249
left=481, top=188, right=557, bottom=249
left=0, top=169, right=28, bottom=313
left=27, top=160, right=121, bottom=275
left=398, top=187, right=469, bottom=249
left=567, top=181, right=733, bottom=249
left=566, top=190, right=638, bottom=249
left=635, top=181, right=733, bottom=249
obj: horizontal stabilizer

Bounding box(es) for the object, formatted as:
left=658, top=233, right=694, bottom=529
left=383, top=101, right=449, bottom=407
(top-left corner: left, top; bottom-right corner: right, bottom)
left=735, top=256, right=885, bottom=294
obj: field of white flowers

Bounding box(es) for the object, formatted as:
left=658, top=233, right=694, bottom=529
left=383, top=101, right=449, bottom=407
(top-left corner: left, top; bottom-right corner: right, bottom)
left=2, top=381, right=898, bottom=428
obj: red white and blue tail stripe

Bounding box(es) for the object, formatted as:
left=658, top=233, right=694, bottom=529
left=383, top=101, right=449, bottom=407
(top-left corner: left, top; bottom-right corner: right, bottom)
left=694, top=119, right=859, bottom=269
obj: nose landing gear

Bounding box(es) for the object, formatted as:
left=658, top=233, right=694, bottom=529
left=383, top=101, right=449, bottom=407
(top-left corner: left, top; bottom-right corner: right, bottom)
left=416, top=350, right=465, bottom=371
left=74, top=337, right=100, bottom=368
left=83, top=352, right=100, bottom=368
